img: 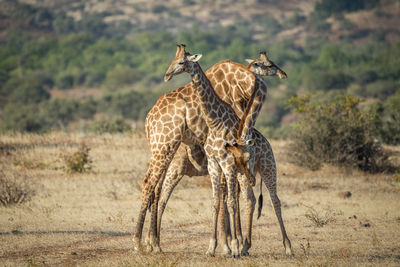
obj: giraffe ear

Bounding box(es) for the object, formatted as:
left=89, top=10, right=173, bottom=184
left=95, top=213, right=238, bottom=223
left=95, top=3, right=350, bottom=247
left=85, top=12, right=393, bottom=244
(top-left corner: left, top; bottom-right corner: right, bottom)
left=245, top=59, right=254, bottom=64
left=187, top=54, right=202, bottom=62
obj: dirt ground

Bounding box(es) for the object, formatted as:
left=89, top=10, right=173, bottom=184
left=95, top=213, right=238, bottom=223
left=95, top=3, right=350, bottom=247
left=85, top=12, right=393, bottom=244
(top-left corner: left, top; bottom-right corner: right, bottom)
left=0, top=133, right=399, bottom=266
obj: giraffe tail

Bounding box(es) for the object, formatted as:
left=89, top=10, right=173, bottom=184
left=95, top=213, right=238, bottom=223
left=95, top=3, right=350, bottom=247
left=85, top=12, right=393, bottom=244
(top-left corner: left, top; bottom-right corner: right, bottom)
left=257, top=178, right=263, bottom=220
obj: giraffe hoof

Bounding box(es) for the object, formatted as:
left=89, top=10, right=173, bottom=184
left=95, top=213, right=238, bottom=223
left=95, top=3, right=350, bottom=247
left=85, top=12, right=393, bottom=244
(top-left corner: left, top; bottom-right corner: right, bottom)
left=241, top=250, right=250, bottom=257
left=285, top=248, right=294, bottom=257
left=132, top=237, right=142, bottom=252
left=145, top=244, right=153, bottom=253
left=152, top=245, right=162, bottom=254
left=206, top=251, right=215, bottom=257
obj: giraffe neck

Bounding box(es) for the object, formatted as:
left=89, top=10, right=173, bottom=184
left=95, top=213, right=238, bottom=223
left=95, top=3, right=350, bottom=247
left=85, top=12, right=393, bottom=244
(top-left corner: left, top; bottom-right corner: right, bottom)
left=189, top=62, right=238, bottom=139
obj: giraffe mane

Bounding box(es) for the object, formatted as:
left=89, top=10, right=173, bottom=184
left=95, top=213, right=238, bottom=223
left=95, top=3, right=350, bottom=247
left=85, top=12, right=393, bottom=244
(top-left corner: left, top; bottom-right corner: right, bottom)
left=236, top=78, right=259, bottom=141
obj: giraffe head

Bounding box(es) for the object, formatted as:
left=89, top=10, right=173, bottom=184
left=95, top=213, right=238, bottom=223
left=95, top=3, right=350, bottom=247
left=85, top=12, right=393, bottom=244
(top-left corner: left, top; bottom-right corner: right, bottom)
left=246, top=52, right=287, bottom=79
left=164, top=44, right=202, bottom=82
left=226, top=143, right=256, bottom=186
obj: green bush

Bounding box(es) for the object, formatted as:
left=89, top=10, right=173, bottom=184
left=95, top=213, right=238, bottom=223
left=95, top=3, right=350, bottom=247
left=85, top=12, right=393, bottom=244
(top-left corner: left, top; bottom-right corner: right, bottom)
left=56, top=72, right=74, bottom=89
left=364, top=80, right=398, bottom=100
left=152, top=5, right=167, bottom=14
left=303, top=70, right=353, bottom=91
left=284, top=13, right=306, bottom=29
left=313, top=0, right=379, bottom=19
left=1, top=103, right=45, bottom=132
left=39, top=98, right=80, bottom=129
left=286, top=95, right=390, bottom=172
left=98, top=90, right=157, bottom=120
left=2, top=72, right=51, bottom=104
left=105, top=65, right=142, bottom=90
left=368, top=93, right=400, bottom=145
left=88, top=117, right=131, bottom=134
left=52, top=13, right=76, bottom=35
left=62, top=143, right=92, bottom=173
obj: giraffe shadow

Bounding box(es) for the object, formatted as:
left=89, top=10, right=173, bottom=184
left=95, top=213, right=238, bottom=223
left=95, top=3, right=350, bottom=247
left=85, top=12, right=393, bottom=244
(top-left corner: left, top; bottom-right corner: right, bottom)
left=0, top=230, right=131, bottom=236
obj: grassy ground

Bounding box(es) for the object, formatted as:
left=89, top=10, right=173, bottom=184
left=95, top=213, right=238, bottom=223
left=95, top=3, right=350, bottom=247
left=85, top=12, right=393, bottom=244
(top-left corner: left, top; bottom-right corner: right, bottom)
left=0, top=133, right=399, bottom=266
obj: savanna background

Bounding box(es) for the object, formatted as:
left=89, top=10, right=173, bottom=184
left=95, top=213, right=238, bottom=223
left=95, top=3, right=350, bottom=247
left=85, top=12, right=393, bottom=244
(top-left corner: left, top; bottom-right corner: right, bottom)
left=0, top=0, right=399, bottom=266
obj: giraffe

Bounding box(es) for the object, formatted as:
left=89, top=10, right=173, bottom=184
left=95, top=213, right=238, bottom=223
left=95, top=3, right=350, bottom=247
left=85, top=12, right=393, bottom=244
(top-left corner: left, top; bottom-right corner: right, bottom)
left=163, top=44, right=261, bottom=257
left=152, top=55, right=292, bottom=256
left=246, top=51, right=287, bottom=79
left=133, top=45, right=256, bottom=258
left=142, top=51, right=287, bottom=255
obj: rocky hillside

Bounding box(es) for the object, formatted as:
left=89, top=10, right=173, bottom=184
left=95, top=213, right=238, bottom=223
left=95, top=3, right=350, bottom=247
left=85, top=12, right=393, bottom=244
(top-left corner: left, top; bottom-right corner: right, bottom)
left=8, top=0, right=399, bottom=46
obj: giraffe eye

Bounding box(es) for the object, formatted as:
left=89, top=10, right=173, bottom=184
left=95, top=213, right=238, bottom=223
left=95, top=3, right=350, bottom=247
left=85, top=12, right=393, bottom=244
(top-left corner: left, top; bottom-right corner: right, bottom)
left=178, top=61, right=185, bottom=65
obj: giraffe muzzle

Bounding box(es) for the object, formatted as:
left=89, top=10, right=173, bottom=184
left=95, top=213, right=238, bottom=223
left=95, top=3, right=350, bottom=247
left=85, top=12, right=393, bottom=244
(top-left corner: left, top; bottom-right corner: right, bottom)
left=164, top=73, right=173, bottom=82
left=277, top=69, right=287, bottom=79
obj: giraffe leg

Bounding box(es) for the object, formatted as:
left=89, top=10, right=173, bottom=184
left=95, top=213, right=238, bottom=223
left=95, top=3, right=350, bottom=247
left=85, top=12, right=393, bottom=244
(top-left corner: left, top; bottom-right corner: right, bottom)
left=133, top=176, right=156, bottom=252
left=147, top=181, right=163, bottom=253
left=218, top=175, right=231, bottom=256
left=226, top=180, right=240, bottom=258
left=156, top=172, right=184, bottom=242
left=144, top=191, right=155, bottom=248
left=235, top=183, right=244, bottom=251
left=267, top=186, right=292, bottom=256
left=133, top=144, right=179, bottom=253
left=262, top=161, right=293, bottom=256
left=224, top=200, right=232, bottom=244
left=206, top=159, right=221, bottom=257
left=222, top=165, right=240, bottom=258
left=237, top=174, right=256, bottom=256
left=155, top=144, right=207, bottom=249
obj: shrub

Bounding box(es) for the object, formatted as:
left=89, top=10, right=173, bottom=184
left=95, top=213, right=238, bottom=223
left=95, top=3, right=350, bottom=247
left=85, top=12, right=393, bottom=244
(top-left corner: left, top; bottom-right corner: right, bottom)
left=152, top=5, right=167, bottom=13
left=364, top=80, right=398, bottom=100
left=286, top=95, right=390, bottom=172
left=1, top=103, right=45, bottom=132
left=88, top=116, right=131, bottom=134
left=98, top=90, right=157, bottom=121
left=105, top=65, right=142, bottom=90
left=0, top=172, right=35, bottom=207
left=3, top=72, right=51, bottom=104
left=56, top=72, right=74, bottom=89
left=39, top=98, right=80, bottom=129
left=303, top=70, right=353, bottom=91
left=305, top=206, right=337, bottom=227
left=313, top=0, right=379, bottom=19
left=368, top=93, right=400, bottom=145
left=62, top=143, right=92, bottom=173
left=284, top=13, right=306, bottom=29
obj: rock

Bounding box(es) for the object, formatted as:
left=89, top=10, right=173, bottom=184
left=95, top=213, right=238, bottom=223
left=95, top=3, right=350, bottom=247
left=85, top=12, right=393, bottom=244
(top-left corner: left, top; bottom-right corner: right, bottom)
left=339, top=191, right=352, bottom=198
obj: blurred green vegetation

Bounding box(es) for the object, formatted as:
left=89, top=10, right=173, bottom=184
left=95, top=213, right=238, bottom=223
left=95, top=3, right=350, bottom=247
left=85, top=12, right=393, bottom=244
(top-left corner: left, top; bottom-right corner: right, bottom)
left=0, top=0, right=398, bottom=146
left=286, top=95, right=394, bottom=172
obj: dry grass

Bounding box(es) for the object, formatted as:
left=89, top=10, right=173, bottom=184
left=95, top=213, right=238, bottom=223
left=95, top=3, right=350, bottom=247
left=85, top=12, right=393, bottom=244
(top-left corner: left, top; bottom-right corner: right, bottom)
left=0, top=172, right=36, bottom=207
left=0, top=133, right=399, bottom=266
